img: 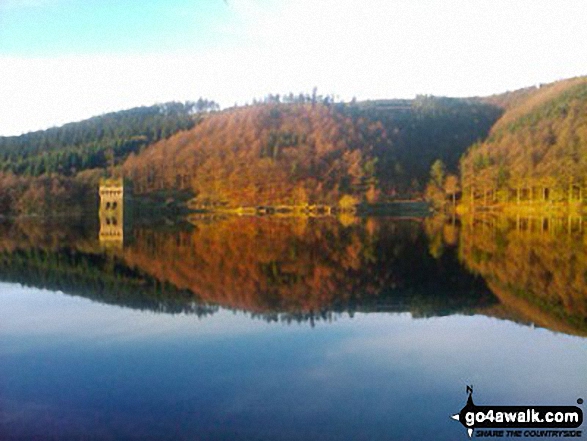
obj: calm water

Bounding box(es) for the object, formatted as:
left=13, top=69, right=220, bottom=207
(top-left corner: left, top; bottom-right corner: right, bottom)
left=0, top=215, right=585, bottom=440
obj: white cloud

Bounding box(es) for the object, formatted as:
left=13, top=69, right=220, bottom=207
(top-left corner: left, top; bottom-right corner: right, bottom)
left=1, top=0, right=586, bottom=135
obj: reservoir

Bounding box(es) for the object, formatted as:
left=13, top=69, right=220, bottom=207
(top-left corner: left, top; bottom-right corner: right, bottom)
left=0, top=215, right=585, bottom=440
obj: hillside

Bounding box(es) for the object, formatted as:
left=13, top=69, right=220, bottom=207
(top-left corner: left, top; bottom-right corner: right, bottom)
left=354, top=96, right=501, bottom=186
left=4, top=77, right=587, bottom=214
left=124, top=103, right=380, bottom=207
left=0, top=100, right=218, bottom=177
left=123, top=98, right=500, bottom=208
left=460, top=76, right=587, bottom=206
left=0, top=100, right=218, bottom=215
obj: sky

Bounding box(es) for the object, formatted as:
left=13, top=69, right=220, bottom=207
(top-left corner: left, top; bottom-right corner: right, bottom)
left=0, top=0, right=586, bottom=136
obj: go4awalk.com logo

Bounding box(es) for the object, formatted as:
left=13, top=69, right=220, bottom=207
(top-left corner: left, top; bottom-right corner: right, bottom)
left=451, top=386, right=584, bottom=438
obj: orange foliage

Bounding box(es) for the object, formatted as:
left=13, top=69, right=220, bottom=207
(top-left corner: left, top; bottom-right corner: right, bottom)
left=119, top=217, right=391, bottom=313
left=458, top=215, right=587, bottom=335
left=123, top=103, right=381, bottom=207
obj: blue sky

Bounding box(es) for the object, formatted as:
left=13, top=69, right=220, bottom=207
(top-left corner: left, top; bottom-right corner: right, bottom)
left=1, top=0, right=586, bottom=135
left=0, top=0, right=233, bottom=56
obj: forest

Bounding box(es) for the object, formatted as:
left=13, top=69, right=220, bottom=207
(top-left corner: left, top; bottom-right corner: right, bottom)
left=0, top=100, right=218, bottom=177
left=0, top=100, right=218, bottom=214
left=123, top=96, right=500, bottom=209
left=459, top=76, right=587, bottom=209
left=0, top=92, right=501, bottom=213
left=1, top=76, right=586, bottom=214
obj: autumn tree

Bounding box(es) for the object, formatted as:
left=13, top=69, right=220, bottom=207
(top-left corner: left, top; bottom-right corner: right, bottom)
left=444, top=174, right=460, bottom=208
left=460, top=77, right=587, bottom=207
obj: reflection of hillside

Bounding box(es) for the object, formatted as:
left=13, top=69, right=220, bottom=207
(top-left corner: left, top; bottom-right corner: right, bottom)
left=121, top=217, right=379, bottom=313
left=458, top=215, right=587, bottom=336
left=0, top=218, right=215, bottom=315
left=0, top=216, right=496, bottom=321
left=120, top=216, right=496, bottom=316
left=0, top=217, right=99, bottom=253
left=5, top=214, right=583, bottom=335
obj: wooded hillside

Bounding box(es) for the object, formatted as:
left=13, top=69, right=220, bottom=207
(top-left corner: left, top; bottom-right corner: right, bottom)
left=0, top=100, right=217, bottom=176
left=0, top=100, right=218, bottom=214
left=460, top=76, right=587, bottom=206
left=124, top=103, right=381, bottom=207
left=123, top=97, right=500, bottom=207
left=0, top=92, right=504, bottom=212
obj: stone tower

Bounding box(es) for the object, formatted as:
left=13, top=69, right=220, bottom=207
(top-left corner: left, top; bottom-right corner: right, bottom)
left=99, top=178, right=124, bottom=246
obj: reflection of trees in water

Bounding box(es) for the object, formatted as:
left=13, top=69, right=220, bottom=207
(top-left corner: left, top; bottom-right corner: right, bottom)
left=0, top=215, right=497, bottom=322
left=0, top=217, right=98, bottom=253
left=448, top=214, right=587, bottom=336
left=119, top=216, right=495, bottom=318
left=0, top=217, right=216, bottom=315
left=122, top=217, right=381, bottom=313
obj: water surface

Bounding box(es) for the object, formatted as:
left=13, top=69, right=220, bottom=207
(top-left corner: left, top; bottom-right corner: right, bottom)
left=0, top=215, right=585, bottom=440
